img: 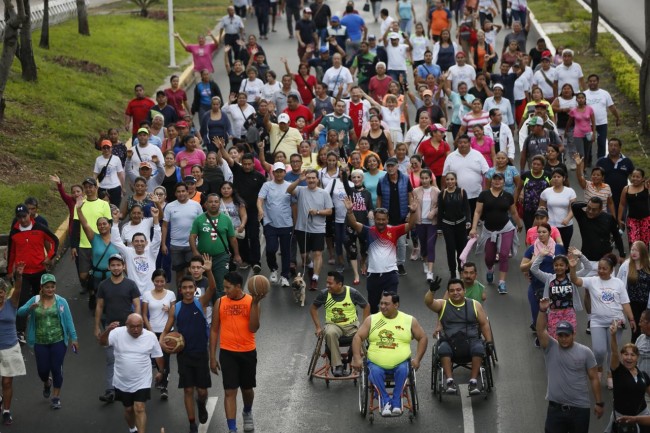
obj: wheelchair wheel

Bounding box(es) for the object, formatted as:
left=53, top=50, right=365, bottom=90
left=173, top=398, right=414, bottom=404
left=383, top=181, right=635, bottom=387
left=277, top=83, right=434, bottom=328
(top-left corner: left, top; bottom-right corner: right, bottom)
left=358, top=365, right=368, bottom=417
left=408, top=368, right=418, bottom=417
left=308, top=334, right=324, bottom=380
left=430, top=340, right=438, bottom=392
left=436, top=367, right=444, bottom=402
left=485, top=354, right=494, bottom=390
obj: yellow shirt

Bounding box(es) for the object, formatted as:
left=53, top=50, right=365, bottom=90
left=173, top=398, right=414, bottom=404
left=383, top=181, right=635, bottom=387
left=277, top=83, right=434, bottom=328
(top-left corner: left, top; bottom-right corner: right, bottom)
left=367, top=311, right=413, bottom=369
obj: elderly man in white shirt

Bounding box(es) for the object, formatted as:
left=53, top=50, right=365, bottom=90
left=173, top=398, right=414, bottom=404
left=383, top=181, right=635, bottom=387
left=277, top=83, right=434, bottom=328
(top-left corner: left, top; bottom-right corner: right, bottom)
left=553, top=48, right=585, bottom=93
left=483, top=83, right=514, bottom=127
left=531, top=50, right=557, bottom=101
left=322, top=53, right=354, bottom=98
left=484, top=108, right=515, bottom=164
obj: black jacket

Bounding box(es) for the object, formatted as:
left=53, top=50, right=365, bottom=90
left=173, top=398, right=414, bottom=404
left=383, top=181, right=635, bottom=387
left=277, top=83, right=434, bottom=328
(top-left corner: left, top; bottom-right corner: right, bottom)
left=191, top=81, right=223, bottom=114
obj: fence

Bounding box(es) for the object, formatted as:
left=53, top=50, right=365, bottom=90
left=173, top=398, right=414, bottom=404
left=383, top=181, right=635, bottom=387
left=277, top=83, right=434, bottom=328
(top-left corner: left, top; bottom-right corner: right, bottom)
left=0, top=0, right=86, bottom=40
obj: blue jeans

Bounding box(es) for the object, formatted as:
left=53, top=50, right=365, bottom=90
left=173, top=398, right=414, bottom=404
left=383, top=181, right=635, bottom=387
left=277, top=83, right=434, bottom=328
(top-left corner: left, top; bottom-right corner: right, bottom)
left=544, top=403, right=590, bottom=433
left=368, top=360, right=409, bottom=410
left=386, top=70, right=407, bottom=83
left=398, top=18, right=412, bottom=35
left=528, top=284, right=542, bottom=326
left=511, top=8, right=527, bottom=27
left=34, top=341, right=68, bottom=388
left=263, top=225, right=292, bottom=278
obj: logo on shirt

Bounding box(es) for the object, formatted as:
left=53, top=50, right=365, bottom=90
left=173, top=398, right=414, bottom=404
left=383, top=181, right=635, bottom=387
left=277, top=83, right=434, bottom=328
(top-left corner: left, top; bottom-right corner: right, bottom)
left=377, top=329, right=397, bottom=349
left=601, top=289, right=615, bottom=303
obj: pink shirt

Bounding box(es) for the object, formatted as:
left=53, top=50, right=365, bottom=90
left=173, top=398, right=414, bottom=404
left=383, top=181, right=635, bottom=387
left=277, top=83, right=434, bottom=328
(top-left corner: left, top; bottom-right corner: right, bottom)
left=176, top=149, right=207, bottom=176
left=186, top=43, right=218, bottom=73
left=526, top=225, right=562, bottom=246
left=471, top=135, right=495, bottom=167
left=569, top=105, right=594, bottom=138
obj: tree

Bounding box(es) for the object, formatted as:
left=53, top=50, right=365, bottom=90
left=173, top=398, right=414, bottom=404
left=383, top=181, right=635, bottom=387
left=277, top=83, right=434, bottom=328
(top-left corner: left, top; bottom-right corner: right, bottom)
left=77, top=0, right=90, bottom=36
left=17, top=0, right=37, bottom=81
left=0, top=0, right=26, bottom=122
left=130, top=0, right=160, bottom=17
left=39, top=0, right=50, bottom=49
left=588, top=0, right=599, bottom=50
left=641, top=0, right=650, bottom=133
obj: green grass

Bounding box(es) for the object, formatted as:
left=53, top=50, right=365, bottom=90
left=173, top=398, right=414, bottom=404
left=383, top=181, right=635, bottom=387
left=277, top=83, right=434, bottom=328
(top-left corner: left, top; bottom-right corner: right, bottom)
left=528, top=0, right=590, bottom=22
left=0, top=0, right=228, bottom=230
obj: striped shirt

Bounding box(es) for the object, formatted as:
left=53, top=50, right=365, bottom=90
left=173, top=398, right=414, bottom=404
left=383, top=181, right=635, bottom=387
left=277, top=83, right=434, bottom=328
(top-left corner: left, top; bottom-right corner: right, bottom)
left=584, top=181, right=612, bottom=212
left=461, top=111, right=491, bottom=138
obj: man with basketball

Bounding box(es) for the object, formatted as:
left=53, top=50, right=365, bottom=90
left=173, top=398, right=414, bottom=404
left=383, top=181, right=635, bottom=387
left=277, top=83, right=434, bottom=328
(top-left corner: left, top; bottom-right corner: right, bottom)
left=210, top=272, right=267, bottom=433
left=159, top=256, right=216, bottom=433
left=99, top=313, right=163, bottom=433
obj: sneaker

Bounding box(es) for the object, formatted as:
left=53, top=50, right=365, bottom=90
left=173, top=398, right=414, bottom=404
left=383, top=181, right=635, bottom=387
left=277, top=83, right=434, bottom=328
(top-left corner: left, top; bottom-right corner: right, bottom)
left=486, top=270, right=494, bottom=284
left=336, top=265, right=345, bottom=273
left=2, top=411, right=12, bottom=425
left=189, top=423, right=199, bottom=433
left=269, top=270, right=278, bottom=284
left=586, top=320, right=591, bottom=335
left=397, top=264, right=407, bottom=276
left=239, top=263, right=251, bottom=270
left=468, top=381, right=480, bottom=395
left=445, top=379, right=458, bottom=394
left=332, top=365, right=344, bottom=377
left=310, top=279, right=318, bottom=291
left=243, top=411, right=254, bottom=431
left=426, top=272, right=434, bottom=283
left=50, top=397, right=61, bottom=409
left=530, top=323, right=536, bottom=333
left=381, top=403, right=392, bottom=417
left=498, top=282, right=507, bottom=294
left=422, top=262, right=428, bottom=274
left=197, top=398, right=208, bottom=424
left=534, top=337, right=540, bottom=348
left=252, top=264, right=262, bottom=275
left=99, top=390, right=115, bottom=403
left=280, top=277, right=290, bottom=287
left=17, top=332, right=26, bottom=345
left=392, top=406, right=402, bottom=416
left=160, top=388, right=168, bottom=400
left=43, top=377, right=52, bottom=398
left=410, top=247, right=420, bottom=261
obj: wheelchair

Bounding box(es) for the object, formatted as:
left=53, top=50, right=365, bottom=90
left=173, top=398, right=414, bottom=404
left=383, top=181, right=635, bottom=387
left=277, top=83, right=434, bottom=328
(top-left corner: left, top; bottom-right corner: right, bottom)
left=358, top=360, right=418, bottom=424
left=430, top=336, right=496, bottom=401
left=307, top=333, right=359, bottom=385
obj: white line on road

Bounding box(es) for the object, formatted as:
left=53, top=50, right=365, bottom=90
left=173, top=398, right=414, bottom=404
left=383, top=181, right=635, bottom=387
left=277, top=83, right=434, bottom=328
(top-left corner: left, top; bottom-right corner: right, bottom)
left=198, top=396, right=219, bottom=433
left=460, top=394, right=475, bottom=433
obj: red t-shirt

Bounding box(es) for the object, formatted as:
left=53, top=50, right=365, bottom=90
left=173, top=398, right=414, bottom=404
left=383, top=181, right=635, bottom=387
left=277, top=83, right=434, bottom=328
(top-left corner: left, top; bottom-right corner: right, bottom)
left=347, top=101, right=366, bottom=139
left=368, top=76, right=393, bottom=103
left=293, top=74, right=317, bottom=106
left=165, top=88, right=188, bottom=118
left=284, top=105, right=313, bottom=128
left=125, top=97, right=156, bottom=135
left=418, top=139, right=450, bottom=177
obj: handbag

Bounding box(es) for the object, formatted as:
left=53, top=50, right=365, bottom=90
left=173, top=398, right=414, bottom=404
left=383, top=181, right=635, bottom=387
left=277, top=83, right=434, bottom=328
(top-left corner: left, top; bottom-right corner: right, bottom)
left=363, top=0, right=370, bottom=12
left=97, top=154, right=113, bottom=183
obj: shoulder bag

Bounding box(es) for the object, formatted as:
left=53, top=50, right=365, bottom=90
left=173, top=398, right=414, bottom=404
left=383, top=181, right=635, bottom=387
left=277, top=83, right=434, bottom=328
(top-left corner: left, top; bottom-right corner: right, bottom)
left=97, top=155, right=113, bottom=183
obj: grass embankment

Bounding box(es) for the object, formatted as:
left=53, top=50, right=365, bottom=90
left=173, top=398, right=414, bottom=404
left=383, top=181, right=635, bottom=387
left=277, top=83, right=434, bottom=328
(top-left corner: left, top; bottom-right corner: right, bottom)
left=0, top=0, right=228, bottom=230
left=528, top=0, right=647, bottom=171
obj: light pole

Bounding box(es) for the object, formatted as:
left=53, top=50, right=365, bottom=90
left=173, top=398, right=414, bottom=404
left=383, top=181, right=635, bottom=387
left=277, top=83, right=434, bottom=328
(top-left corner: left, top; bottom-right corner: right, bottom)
left=167, top=0, right=176, bottom=68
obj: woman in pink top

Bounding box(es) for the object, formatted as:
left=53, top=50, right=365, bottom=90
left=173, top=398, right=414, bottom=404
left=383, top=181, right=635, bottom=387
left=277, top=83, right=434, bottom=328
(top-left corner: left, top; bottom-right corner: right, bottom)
left=174, top=31, right=219, bottom=73
left=175, top=135, right=206, bottom=176
left=566, top=92, right=596, bottom=166
left=470, top=124, right=496, bottom=167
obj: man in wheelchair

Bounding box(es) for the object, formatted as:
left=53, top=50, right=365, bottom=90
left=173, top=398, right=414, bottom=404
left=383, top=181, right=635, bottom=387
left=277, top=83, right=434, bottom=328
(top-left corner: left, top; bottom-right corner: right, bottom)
left=425, top=278, right=493, bottom=395
left=351, top=292, right=428, bottom=416
left=310, top=271, right=370, bottom=377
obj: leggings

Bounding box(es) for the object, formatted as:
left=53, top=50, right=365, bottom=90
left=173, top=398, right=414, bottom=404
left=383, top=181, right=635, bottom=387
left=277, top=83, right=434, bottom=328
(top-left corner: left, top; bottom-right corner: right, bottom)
left=528, top=284, right=542, bottom=326
left=557, top=225, right=573, bottom=249
left=591, top=325, right=622, bottom=368
left=34, top=341, right=67, bottom=388
left=630, top=301, right=647, bottom=342
left=441, top=222, right=467, bottom=274
left=484, top=229, right=515, bottom=273
left=416, top=224, right=438, bottom=262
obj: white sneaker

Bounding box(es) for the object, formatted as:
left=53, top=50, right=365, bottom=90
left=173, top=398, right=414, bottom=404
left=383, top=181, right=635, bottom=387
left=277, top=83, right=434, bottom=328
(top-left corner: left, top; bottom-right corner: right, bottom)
left=280, top=277, right=290, bottom=287
left=269, top=270, right=278, bottom=284
left=422, top=262, right=428, bottom=274
left=391, top=406, right=402, bottom=416
left=426, top=272, right=433, bottom=283
left=381, top=403, right=392, bottom=417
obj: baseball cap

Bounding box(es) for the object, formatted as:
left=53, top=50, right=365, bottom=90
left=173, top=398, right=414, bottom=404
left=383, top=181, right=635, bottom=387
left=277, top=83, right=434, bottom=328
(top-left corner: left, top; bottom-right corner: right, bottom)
left=331, top=15, right=340, bottom=22
left=40, top=274, right=56, bottom=285
left=555, top=321, right=574, bottom=335
left=368, top=34, right=377, bottom=40
left=303, top=7, right=312, bottom=13
left=272, top=162, right=286, bottom=172
left=100, top=139, right=112, bottom=148
left=541, top=50, right=552, bottom=59
left=320, top=46, right=329, bottom=53
left=491, top=172, right=504, bottom=180
left=385, top=157, right=398, bottom=166
left=108, top=253, right=124, bottom=263
left=529, top=116, right=544, bottom=126
left=493, top=83, right=504, bottom=90
left=137, top=127, right=149, bottom=135
left=388, top=32, right=400, bottom=39
left=15, top=204, right=28, bottom=217
left=183, top=175, right=197, bottom=184
left=422, top=90, right=433, bottom=97
left=534, top=208, right=549, bottom=217
left=429, top=123, right=447, bottom=133
left=82, top=177, right=97, bottom=186
left=278, top=113, right=290, bottom=124
left=139, top=161, right=152, bottom=169
left=175, top=120, right=189, bottom=128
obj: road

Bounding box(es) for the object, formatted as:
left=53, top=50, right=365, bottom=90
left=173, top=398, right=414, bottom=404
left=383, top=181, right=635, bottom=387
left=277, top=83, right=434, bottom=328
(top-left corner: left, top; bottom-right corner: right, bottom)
left=583, top=0, right=645, bottom=53
left=13, top=1, right=616, bottom=432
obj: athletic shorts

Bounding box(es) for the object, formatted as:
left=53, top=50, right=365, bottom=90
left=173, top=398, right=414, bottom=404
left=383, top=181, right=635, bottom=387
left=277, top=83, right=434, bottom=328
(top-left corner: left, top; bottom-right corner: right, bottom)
left=170, top=246, right=194, bottom=272
left=219, top=349, right=257, bottom=390
left=0, top=343, right=26, bottom=377
left=77, top=247, right=93, bottom=274
left=438, top=338, right=485, bottom=359
left=115, top=388, right=151, bottom=407
left=295, top=230, right=325, bottom=254
left=177, top=351, right=212, bottom=389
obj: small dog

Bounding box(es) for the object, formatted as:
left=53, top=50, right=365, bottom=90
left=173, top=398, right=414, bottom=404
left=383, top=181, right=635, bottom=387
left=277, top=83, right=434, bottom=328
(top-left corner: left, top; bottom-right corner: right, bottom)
left=291, top=273, right=306, bottom=307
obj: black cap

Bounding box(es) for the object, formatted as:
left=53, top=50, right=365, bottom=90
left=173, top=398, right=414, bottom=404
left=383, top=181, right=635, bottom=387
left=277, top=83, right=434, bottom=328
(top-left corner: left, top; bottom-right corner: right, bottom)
left=555, top=321, right=574, bottom=335
left=491, top=172, right=504, bottom=180
left=385, top=157, right=398, bottom=166
left=108, top=253, right=124, bottom=263
left=183, top=176, right=197, bottom=184
left=82, top=177, right=97, bottom=186
left=15, top=204, right=28, bottom=217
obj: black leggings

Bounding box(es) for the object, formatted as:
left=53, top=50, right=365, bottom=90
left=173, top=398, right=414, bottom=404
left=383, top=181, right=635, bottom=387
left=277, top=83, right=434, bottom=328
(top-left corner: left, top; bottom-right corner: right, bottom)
left=441, top=222, right=468, bottom=274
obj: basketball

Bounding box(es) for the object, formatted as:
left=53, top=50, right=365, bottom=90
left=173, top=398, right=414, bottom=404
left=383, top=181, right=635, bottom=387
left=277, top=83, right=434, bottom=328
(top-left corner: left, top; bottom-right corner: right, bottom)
left=162, top=332, right=185, bottom=354
left=247, top=275, right=270, bottom=297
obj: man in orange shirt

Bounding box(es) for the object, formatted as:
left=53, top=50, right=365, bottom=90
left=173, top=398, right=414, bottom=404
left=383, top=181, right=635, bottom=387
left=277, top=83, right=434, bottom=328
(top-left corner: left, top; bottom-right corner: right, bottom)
left=210, top=273, right=266, bottom=433
left=427, top=1, right=452, bottom=41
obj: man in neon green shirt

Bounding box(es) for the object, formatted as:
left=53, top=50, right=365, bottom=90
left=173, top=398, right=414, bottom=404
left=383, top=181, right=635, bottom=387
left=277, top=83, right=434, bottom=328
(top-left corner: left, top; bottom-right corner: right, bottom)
left=351, top=292, right=428, bottom=417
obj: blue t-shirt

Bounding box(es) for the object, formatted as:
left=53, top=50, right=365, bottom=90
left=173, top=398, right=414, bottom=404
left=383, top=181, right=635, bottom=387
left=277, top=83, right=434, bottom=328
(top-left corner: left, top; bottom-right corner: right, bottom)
left=0, top=301, right=17, bottom=349
left=176, top=300, right=208, bottom=353
left=524, top=244, right=566, bottom=292
left=340, top=14, right=365, bottom=42
left=197, top=82, right=212, bottom=106
left=416, top=63, right=441, bottom=80
left=91, top=235, right=120, bottom=273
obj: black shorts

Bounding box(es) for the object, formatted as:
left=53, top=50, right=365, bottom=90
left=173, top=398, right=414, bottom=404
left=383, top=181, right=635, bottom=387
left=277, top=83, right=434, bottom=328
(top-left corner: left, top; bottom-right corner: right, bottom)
left=115, top=388, right=151, bottom=407
left=295, top=230, right=325, bottom=254
left=219, top=349, right=257, bottom=390
left=170, top=246, right=194, bottom=271
left=177, top=351, right=212, bottom=389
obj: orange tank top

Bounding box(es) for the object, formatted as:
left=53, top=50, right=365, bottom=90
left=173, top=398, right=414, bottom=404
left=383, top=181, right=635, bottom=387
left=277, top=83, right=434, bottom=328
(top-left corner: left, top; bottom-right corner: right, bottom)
left=219, top=294, right=256, bottom=352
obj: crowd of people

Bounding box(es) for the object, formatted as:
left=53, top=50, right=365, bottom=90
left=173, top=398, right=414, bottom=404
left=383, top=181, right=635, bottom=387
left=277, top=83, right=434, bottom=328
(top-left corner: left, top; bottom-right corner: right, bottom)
left=1, top=0, right=650, bottom=432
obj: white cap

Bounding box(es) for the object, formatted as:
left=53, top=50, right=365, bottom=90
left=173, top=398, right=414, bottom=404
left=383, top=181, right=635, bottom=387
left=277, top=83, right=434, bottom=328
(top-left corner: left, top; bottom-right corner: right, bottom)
left=388, top=32, right=400, bottom=39
left=272, top=162, right=286, bottom=171
left=493, top=83, right=504, bottom=89
left=278, top=113, right=290, bottom=124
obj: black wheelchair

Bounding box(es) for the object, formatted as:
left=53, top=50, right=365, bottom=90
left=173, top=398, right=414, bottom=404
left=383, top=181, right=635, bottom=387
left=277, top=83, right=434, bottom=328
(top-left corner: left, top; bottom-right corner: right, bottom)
left=430, top=335, right=496, bottom=401
left=358, top=360, right=418, bottom=424
left=307, top=333, right=359, bottom=385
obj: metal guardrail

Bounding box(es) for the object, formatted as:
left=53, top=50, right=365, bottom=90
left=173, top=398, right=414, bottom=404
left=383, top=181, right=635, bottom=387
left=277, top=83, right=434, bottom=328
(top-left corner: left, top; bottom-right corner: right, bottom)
left=0, top=0, right=87, bottom=40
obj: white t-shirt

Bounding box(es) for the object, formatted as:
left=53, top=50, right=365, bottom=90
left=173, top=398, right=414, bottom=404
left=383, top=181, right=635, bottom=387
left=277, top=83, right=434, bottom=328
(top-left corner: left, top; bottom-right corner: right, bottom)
left=129, top=144, right=164, bottom=177
left=404, top=125, right=427, bottom=155
left=379, top=17, right=395, bottom=46
left=121, top=217, right=154, bottom=246
left=442, top=149, right=490, bottom=199
left=540, top=187, right=576, bottom=227
left=94, top=154, right=124, bottom=189
left=513, top=75, right=530, bottom=101
left=555, top=62, right=583, bottom=93
left=163, top=200, right=204, bottom=247
left=142, top=289, right=176, bottom=333
left=532, top=67, right=557, bottom=100
left=111, top=225, right=162, bottom=294
left=386, top=44, right=409, bottom=71
left=261, top=81, right=282, bottom=102
left=410, top=35, right=429, bottom=62
left=322, top=66, right=353, bottom=97
left=585, top=88, right=614, bottom=125
left=581, top=276, right=629, bottom=327
left=239, top=78, right=264, bottom=103
left=109, top=327, right=163, bottom=393
left=380, top=106, right=402, bottom=130
left=447, top=64, right=476, bottom=92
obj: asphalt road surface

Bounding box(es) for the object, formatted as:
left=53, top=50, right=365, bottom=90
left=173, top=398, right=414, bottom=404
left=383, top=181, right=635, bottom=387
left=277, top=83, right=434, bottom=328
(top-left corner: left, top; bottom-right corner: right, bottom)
left=12, top=1, right=619, bottom=432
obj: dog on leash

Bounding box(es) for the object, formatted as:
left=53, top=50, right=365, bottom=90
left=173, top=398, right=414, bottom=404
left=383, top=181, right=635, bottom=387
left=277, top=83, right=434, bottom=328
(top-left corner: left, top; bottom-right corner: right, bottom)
left=291, top=273, right=306, bottom=307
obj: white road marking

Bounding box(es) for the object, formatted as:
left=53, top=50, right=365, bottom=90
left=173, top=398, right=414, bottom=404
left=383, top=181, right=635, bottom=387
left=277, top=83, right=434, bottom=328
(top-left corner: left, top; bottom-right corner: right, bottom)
left=461, top=393, right=475, bottom=433
left=198, top=396, right=219, bottom=433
